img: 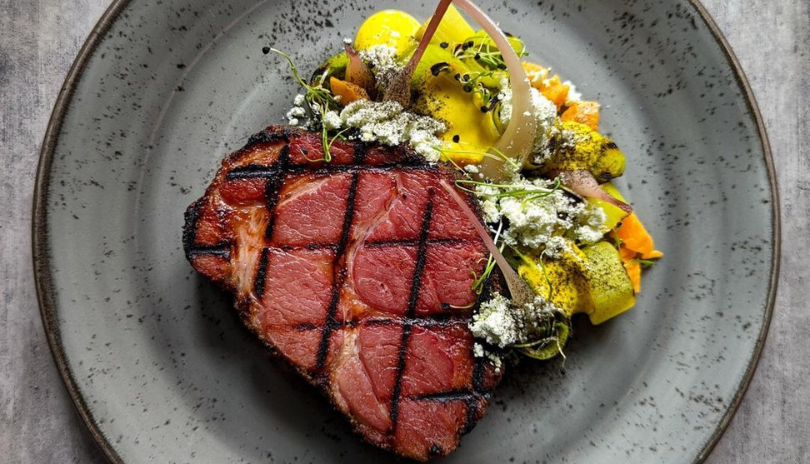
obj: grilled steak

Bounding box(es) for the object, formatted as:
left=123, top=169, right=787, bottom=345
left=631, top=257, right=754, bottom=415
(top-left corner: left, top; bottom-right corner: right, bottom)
left=183, top=126, right=502, bottom=460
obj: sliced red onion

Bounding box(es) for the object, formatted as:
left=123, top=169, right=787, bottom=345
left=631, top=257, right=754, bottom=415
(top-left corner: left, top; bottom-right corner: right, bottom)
left=557, top=170, right=633, bottom=213
left=344, top=44, right=376, bottom=98
left=452, top=0, right=537, bottom=181
left=440, top=180, right=536, bottom=306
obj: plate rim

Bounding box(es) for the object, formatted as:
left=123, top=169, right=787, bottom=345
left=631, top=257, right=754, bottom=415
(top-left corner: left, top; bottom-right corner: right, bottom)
left=31, top=1, right=780, bottom=463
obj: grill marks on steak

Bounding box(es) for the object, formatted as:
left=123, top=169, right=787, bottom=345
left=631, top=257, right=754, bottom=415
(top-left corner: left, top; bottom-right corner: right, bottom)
left=184, top=126, right=501, bottom=460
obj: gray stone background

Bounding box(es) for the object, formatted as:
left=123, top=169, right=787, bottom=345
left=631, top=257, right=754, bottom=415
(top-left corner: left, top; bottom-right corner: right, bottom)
left=0, top=0, right=807, bottom=462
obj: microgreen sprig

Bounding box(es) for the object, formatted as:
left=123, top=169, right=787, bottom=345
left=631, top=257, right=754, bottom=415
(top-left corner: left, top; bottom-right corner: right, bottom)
left=454, top=177, right=562, bottom=205
left=454, top=37, right=528, bottom=71
left=273, top=48, right=346, bottom=162
left=471, top=221, right=504, bottom=295
left=322, top=126, right=352, bottom=163
left=272, top=48, right=340, bottom=114
left=437, top=144, right=522, bottom=172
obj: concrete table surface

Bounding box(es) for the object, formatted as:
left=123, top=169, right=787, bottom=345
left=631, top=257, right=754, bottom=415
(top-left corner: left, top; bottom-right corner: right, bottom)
left=1, top=0, right=807, bottom=462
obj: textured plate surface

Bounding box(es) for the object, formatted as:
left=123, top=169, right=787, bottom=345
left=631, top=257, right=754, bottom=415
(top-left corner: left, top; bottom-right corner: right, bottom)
left=34, top=0, right=778, bottom=463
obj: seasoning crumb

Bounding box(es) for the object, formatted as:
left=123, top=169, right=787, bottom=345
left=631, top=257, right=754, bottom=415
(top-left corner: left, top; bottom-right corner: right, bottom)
left=322, top=111, right=342, bottom=130
left=470, top=294, right=562, bottom=351
left=359, top=45, right=403, bottom=90
left=478, top=176, right=606, bottom=256
left=338, top=100, right=446, bottom=162
left=497, top=77, right=559, bottom=160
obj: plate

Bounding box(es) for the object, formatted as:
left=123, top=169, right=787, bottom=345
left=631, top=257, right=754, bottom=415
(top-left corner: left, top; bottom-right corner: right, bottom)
left=33, top=0, right=778, bottom=462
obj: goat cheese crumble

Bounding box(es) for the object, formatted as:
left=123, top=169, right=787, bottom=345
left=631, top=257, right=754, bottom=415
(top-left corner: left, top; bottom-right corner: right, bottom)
left=286, top=94, right=311, bottom=127
left=322, top=110, right=343, bottom=130
left=470, top=293, right=562, bottom=349
left=498, top=78, right=560, bottom=164
left=359, top=45, right=400, bottom=72
left=286, top=96, right=446, bottom=162
left=286, top=96, right=308, bottom=127
left=473, top=343, right=503, bottom=373
left=329, top=100, right=446, bottom=162
left=477, top=177, right=606, bottom=258
left=360, top=45, right=405, bottom=90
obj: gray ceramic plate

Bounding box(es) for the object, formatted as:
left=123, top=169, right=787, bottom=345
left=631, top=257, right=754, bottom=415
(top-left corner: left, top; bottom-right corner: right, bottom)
left=34, top=0, right=779, bottom=463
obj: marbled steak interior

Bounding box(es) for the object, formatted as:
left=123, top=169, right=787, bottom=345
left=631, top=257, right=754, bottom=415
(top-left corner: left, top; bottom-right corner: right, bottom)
left=183, top=126, right=502, bottom=461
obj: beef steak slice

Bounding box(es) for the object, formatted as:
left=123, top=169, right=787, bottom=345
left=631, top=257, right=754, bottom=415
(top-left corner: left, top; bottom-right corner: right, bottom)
left=183, top=126, right=502, bottom=460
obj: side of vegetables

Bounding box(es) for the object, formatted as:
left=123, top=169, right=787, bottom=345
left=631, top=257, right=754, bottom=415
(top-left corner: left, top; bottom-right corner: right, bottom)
left=279, top=5, right=662, bottom=363
left=405, top=5, right=661, bottom=331
left=516, top=224, right=643, bottom=326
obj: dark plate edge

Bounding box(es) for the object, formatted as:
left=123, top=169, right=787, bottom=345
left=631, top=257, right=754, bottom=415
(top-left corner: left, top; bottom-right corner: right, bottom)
left=31, top=0, right=132, bottom=463
left=30, top=1, right=780, bottom=464
left=687, top=1, right=780, bottom=462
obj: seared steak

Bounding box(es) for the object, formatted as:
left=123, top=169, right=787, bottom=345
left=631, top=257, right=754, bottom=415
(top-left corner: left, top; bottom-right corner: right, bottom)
left=183, top=126, right=502, bottom=460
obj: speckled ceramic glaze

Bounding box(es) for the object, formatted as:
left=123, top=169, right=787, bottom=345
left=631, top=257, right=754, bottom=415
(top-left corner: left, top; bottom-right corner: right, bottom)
left=33, top=0, right=778, bottom=463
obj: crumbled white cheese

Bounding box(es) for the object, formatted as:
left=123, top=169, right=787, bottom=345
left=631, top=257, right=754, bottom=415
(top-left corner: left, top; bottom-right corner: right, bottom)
left=286, top=95, right=311, bottom=127
left=322, top=110, right=343, bottom=130
left=359, top=44, right=404, bottom=90
left=287, top=106, right=306, bottom=117
left=527, top=88, right=559, bottom=162
left=470, top=293, right=562, bottom=350
left=477, top=175, right=606, bottom=257
left=471, top=293, right=525, bottom=348
left=542, top=235, right=570, bottom=259
left=576, top=203, right=607, bottom=243
left=525, top=67, right=549, bottom=86
left=497, top=76, right=513, bottom=125
left=338, top=100, right=446, bottom=162
left=284, top=87, right=445, bottom=161
left=473, top=343, right=504, bottom=372
left=359, top=45, right=400, bottom=72
left=489, top=352, right=503, bottom=373
left=524, top=296, right=564, bottom=331
left=473, top=342, right=485, bottom=358
left=497, top=78, right=559, bottom=163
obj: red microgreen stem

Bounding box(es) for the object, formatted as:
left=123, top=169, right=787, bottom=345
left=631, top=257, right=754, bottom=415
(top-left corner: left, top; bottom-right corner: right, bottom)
left=439, top=179, right=536, bottom=306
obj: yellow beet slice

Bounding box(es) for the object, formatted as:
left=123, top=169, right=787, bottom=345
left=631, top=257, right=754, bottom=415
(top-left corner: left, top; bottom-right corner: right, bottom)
left=582, top=241, right=636, bottom=325
left=415, top=4, right=475, bottom=46
left=518, top=245, right=593, bottom=317
left=587, top=182, right=631, bottom=231
left=355, top=10, right=420, bottom=55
